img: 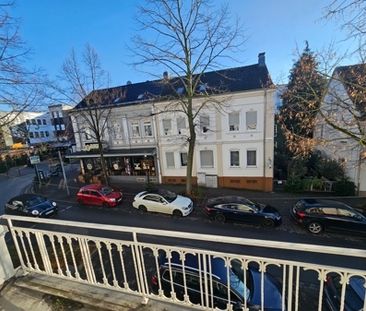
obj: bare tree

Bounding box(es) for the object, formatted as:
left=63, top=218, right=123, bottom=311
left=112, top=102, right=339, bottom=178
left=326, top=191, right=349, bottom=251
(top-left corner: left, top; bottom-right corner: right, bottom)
left=132, top=0, right=245, bottom=194
left=0, top=2, right=44, bottom=130
left=54, top=44, right=113, bottom=184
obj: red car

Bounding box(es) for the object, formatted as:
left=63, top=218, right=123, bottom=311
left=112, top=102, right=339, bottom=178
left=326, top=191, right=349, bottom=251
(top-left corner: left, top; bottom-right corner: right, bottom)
left=76, top=184, right=123, bottom=207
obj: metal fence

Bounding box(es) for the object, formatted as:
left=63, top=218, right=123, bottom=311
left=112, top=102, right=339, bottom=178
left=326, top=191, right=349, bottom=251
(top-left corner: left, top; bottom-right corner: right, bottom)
left=1, top=215, right=366, bottom=311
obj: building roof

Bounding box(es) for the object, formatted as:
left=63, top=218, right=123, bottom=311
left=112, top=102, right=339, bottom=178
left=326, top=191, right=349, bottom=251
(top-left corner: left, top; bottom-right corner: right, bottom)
left=73, top=61, right=273, bottom=110
left=334, top=63, right=366, bottom=118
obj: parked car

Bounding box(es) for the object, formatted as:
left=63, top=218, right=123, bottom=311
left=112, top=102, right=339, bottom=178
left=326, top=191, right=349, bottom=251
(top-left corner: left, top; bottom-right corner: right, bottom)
left=151, top=252, right=283, bottom=310
left=290, top=199, right=366, bottom=234
left=4, top=194, right=57, bottom=217
left=132, top=190, right=193, bottom=216
left=324, top=273, right=365, bottom=311
left=76, top=184, right=123, bottom=207
left=203, top=196, right=282, bottom=227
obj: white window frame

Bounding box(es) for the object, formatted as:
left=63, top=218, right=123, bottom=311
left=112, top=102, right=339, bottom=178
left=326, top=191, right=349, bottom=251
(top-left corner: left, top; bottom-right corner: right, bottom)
left=180, top=152, right=188, bottom=167
left=165, top=152, right=175, bottom=168
left=131, top=122, right=140, bottom=137
left=228, top=112, right=240, bottom=131
left=230, top=150, right=240, bottom=167
left=162, top=119, right=172, bottom=135
left=246, top=111, right=257, bottom=130
left=177, top=117, right=186, bottom=135
left=246, top=149, right=257, bottom=167
left=200, top=115, right=210, bottom=133
left=144, top=121, right=153, bottom=137
left=200, top=150, right=214, bottom=168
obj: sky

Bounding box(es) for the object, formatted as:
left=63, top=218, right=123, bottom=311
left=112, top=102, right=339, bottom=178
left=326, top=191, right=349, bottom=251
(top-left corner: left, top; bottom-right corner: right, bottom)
left=13, top=0, right=357, bottom=88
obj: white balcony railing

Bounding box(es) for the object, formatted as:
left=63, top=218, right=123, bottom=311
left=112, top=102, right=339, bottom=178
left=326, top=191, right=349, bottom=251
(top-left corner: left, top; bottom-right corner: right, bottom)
left=1, top=215, right=366, bottom=311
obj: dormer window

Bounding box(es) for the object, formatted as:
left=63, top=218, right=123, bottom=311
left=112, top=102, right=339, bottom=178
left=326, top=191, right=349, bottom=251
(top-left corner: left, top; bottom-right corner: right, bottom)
left=176, top=87, right=185, bottom=95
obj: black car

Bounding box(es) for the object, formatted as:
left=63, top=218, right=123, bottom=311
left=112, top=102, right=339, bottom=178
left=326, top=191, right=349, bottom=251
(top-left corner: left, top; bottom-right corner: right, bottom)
left=324, top=273, right=365, bottom=311
left=203, top=196, right=282, bottom=227
left=151, top=252, right=283, bottom=310
left=290, top=199, right=366, bottom=234
left=4, top=194, right=58, bottom=217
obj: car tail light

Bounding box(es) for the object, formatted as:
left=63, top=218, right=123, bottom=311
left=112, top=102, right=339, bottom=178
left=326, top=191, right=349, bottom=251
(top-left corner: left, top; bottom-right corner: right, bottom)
left=151, top=275, right=158, bottom=285
left=296, top=211, right=306, bottom=219
left=204, top=206, right=214, bottom=213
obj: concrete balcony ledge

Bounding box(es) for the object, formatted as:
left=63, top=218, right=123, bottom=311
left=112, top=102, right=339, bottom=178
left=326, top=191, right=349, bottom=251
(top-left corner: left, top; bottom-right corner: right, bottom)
left=1, top=272, right=192, bottom=311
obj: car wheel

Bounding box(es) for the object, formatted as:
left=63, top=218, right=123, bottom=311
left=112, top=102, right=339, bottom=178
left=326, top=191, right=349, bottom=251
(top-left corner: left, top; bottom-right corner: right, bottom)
left=103, top=202, right=110, bottom=208
left=139, top=205, right=147, bottom=213
left=173, top=210, right=183, bottom=217
left=215, top=213, right=225, bottom=223
left=262, top=218, right=275, bottom=227
left=77, top=199, right=84, bottom=206
left=307, top=222, right=323, bottom=234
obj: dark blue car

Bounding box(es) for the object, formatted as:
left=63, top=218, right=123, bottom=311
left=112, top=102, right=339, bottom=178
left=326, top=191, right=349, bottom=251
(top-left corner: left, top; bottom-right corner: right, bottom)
left=5, top=194, right=58, bottom=217
left=203, top=196, right=282, bottom=227
left=151, top=252, right=283, bottom=310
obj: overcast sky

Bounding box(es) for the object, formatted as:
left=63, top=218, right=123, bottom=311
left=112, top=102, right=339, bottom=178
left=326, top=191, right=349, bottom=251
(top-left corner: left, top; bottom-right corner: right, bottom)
left=14, top=0, right=357, bottom=87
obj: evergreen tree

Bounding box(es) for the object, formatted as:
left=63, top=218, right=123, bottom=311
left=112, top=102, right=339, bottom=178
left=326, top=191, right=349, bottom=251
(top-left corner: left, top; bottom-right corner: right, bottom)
left=279, top=42, right=327, bottom=156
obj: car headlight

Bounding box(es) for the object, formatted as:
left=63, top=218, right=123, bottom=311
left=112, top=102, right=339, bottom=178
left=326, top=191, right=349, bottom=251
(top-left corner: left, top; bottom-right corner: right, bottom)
left=31, top=210, right=39, bottom=216
left=52, top=202, right=57, bottom=207
left=109, top=198, right=116, bottom=202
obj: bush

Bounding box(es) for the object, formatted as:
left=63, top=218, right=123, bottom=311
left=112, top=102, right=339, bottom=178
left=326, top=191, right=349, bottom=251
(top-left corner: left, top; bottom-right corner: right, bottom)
left=284, top=177, right=304, bottom=192
left=333, top=179, right=356, bottom=196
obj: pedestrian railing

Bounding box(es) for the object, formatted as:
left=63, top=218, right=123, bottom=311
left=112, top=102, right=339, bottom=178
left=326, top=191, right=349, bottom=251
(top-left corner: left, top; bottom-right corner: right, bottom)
left=1, top=215, right=365, bottom=311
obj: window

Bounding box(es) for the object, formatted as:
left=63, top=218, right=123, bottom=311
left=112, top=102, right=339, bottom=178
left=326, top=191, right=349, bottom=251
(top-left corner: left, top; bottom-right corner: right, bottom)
left=247, top=150, right=256, bottom=166
left=34, top=132, right=39, bottom=138
left=166, top=152, right=175, bottom=168
left=42, top=119, right=46, bottom=125
left=37, top=119, right=42, bottom=125
left=26, top=119, right=30, bottom=125
left=111, top=121, right=123, bottom=139
left=57, top=111, right=63, bottom=118
left=162, top=119, right=172, bottom=135
left=40, top=131, right=44, bottom=138
left=230, top=151, right=240, bottom=167
left=200, top=150, right=214, bottom=168
left=32, top=119, right=36, bottom=125
left=143, top=195, right=161, bottom=202
left=320, top=207, right=338, bottom=216
left=60, top=124, right=65, bottom=130
left=200, top=115, right=209, bottom=133
left=177, top=117, right=186, bottom=134
left=246, top=111, right=257, bottom=130
left=29, top=132, right=34, bottom=138
left=131, top=122, right=140, bottom=137
left=180, top=152, right=188, bottom=166
left=90, top=191, right=101, bottom=197
left=45, top=131, right=49, bottom=137
left=144, top=122, right=152, bottom=137
left=84, top=128, right=91, bottom=140
left=229, top=112, right=240, bottom=131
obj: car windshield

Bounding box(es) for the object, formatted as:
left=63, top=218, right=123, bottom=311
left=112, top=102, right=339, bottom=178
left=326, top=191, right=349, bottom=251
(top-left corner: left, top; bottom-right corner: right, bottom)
left=161, top=190, right=177, bottom=203
left=100, top=187, right=113, bottom=195
left=26, top=196, right=47, bottom=206
left=230, top=259, right=252, bottom=300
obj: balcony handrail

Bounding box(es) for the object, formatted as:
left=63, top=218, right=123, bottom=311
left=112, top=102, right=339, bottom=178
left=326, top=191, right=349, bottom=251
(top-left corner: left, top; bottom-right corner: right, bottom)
left=1, top=214, right=366, bottom=258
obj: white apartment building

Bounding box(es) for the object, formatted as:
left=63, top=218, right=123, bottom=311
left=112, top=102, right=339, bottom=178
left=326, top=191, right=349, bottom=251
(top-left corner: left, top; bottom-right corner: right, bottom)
left=314, top=64, right=366, bottom=196
left=68, top=53, right=275, bottom=191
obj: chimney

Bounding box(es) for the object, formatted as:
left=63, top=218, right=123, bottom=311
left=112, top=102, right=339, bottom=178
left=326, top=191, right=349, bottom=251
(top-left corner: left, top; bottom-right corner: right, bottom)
left=258, top=52, right=265, bottom=66
left=163, top=71, right=169, bottom=80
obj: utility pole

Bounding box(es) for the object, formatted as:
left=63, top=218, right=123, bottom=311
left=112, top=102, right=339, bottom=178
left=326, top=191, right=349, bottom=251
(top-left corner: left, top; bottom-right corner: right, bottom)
left=58, top=151, right=70, bottom=196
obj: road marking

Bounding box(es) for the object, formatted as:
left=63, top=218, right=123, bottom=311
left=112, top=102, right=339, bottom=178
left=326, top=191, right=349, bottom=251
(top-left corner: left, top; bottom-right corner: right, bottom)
left=59, top=205, right=73, bottom=213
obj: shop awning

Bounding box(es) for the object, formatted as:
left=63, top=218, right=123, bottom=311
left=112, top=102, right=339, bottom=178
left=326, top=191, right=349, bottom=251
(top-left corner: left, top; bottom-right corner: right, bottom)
left=66, top=147, right=156, bottom=159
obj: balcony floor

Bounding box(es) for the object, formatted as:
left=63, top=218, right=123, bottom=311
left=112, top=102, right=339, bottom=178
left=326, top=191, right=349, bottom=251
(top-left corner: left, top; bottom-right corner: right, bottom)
left=0, top=272, right=192, bottom=311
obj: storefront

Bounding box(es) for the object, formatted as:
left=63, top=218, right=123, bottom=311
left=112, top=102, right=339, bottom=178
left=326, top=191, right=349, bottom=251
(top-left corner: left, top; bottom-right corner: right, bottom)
left=66, top=148, right=158, bottom=183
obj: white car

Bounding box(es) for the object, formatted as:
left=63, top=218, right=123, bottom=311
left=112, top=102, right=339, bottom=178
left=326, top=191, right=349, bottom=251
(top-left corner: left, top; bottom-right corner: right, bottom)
left=132, top=190, right=193, bottom=217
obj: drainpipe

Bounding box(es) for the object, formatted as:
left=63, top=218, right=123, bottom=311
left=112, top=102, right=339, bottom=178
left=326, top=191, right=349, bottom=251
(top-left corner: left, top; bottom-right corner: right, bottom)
left=152, top=103, right=162, bottom=184
left=356, top=145, right=362, bottom=196
left=263, top=88, right=268, bottom=191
